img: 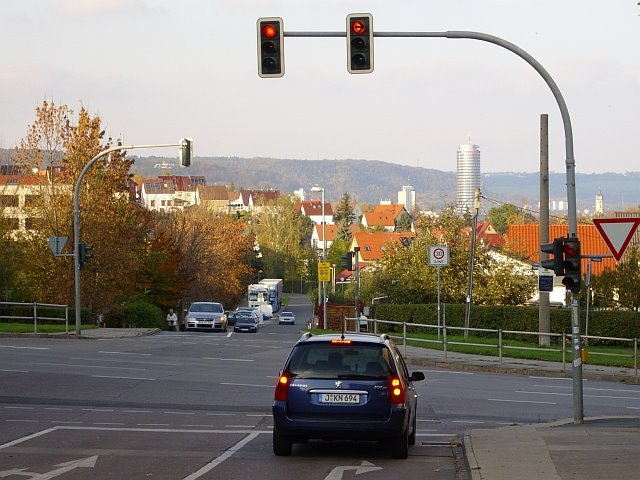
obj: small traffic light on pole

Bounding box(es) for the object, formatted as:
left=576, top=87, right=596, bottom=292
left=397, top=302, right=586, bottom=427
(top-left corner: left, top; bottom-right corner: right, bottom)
left=180, top=138, right=193, bottom=167
left=340, top=252, right=354, bottom=271
left=561, top=237, right=582, bottom=294
left=541, top=237, right=565, bottom=276
left=347, top=13, right=373, bottom=74
left=257, top=17, right=284, bottom=78
left=78, top=243, right=93, bottom=269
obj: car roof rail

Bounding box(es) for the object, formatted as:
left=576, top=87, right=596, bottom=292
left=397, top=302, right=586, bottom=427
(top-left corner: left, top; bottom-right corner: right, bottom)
left=300, top=332, right=313, bottom=341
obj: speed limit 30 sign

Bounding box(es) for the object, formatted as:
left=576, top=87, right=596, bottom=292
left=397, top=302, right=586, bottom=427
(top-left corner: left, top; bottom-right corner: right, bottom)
left=429, top=245, right=450, bottom=266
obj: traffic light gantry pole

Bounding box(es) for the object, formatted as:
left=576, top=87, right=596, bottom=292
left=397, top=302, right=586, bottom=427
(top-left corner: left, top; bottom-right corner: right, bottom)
left=278, top=25, right=583, bottom=423
left=73, top=141, right=192, bottom=336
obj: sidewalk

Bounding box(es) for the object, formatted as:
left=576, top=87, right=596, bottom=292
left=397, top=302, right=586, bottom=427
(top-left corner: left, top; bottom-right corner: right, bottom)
left=401, top=345, right=640, bottom=480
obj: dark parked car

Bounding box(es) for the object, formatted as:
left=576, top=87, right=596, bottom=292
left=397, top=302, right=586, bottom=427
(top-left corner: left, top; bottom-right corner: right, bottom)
left=234, top=315, right=258, bottom=333
left=272, top=332, right=425, bottom=458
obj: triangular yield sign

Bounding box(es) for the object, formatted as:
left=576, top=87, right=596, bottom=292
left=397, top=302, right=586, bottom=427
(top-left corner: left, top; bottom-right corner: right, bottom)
left=593, top=218, right=640, bottom=261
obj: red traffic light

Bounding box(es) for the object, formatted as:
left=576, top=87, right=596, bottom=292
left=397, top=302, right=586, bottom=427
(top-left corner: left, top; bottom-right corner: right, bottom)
left=351, top=20, right=367, bottom=34
left=262, top=24, right=277, bottom=38
left=562, top=243, right=578, bottom=257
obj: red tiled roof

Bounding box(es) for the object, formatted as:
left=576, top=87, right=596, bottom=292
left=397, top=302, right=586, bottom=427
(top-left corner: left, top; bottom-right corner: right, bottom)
left=506, top=224, right=617, bottom=276
left=363, top=204, right=406, bottom=228
left=352, top=231, right=416, bottom=262
left=315, top=223, right=338, bottom=242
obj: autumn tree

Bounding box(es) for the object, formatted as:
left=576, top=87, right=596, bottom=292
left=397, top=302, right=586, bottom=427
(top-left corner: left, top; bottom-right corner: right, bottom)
left=250, top=195, right=310, bottom=281
left=167, top=207, right=254, bottom=307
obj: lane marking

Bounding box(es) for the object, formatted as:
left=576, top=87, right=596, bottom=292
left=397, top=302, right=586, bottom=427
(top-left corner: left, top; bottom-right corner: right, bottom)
left=91, top=375, right=155, bottom=381
left=534, top=384, right=640, bottom=394
left=0, top=345, right=49, bottom=350
left=94, top=422, right=124, bottom=426
left=71, top=357, right=183, bottom=366
left=4, top=406, right=34, bottom=410
left=0, top=427, right=58, bottom=450
left=164, top=411, right=195, bottom=415
left=529, top=376, right=571, bottom=381
left=203, top=357, right=254, bottom=362
left=206, top=413, right=234, bottom=417
left=82, top=408, right=114, bottom=412
left=52, top=421, right=82, bottom=424
left=99, top=351, right=152, bottom=356
left=6, top=419, right=39, bottom=423
left=452, top=420, right=485, bottom=424
left=31, top=362, right=147, bottom=371
left=45, top=408, right=72, bottom=411
left=220, top=382, right=273, bottom=388
left=423, top=369, right=474, bottom=375
left=123, top=410, right=152, bottom=414
left=518, top=390, right=640, bottom=400
left=488, top=398, right=556, bottom=405
left=182, top=432, right=260, bottom=480
left=0, top=368, right=28, bottom=372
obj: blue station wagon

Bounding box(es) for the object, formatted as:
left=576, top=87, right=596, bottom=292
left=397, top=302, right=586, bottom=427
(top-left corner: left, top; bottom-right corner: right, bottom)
left=272, top=332, right=425, bottom=458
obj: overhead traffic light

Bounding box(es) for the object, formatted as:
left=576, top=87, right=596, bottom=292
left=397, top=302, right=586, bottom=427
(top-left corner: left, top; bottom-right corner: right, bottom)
left=347, top=13, right=373, bottom=74
left=561, top=237, right=581, bottom=294
left=257, top=17, right=284, bottom=78
left=340, top=251, right=354, bottom=271
left=540, top=237, right=565, bottom=276
left=180, top=138, right=193, bottom=167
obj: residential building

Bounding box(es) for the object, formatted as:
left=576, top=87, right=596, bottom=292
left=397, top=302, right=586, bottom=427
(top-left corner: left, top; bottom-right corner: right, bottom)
left=198, top=185, right=229, bottom=213
left=349, top=231, right=416, bottom=267
left=456, top=139, right=481, bottom=214
left=228, top=189, right=280, bottom=214
left=295, top=200, right=334, bottom=225
left=361, top=204, right=412, bottom=232
left=311, top=223, right=338, bottom=253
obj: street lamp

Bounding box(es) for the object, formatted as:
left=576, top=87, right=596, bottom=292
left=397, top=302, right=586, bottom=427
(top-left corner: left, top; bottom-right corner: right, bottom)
left=311, top=185, right=327, bottom=330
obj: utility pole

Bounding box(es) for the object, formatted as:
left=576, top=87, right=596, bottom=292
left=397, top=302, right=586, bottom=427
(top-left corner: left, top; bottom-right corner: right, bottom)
left=464, top=188, right=480, bottom=337
left=539, top=114, right=551, bottom=346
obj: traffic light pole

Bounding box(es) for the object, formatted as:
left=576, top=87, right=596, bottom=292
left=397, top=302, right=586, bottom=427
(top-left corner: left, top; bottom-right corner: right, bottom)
left=73, top=142, right=184, bottom=336
left=283, top=27, right=581, bottom=423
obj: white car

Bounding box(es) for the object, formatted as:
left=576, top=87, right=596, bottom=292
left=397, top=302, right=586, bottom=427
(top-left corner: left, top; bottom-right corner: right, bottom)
left=278, top=311, right=295, bottom=325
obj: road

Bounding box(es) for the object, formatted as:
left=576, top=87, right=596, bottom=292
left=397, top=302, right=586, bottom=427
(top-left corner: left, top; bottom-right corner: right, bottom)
left=1, top=293, right=640, bottom=479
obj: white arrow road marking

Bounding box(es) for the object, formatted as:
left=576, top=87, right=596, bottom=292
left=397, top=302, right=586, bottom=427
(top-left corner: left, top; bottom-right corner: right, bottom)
left=0, top=456, right=98, bottom=479
left=324, top=460, right=383, bottom=480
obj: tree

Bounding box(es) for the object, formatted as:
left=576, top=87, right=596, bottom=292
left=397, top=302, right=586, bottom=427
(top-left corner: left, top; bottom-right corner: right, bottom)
left=486, top=203, right=536, bottom=235
left=592, top=246, right=640, bottom=311
left=250, top=196, right=309, bottom=281
left=334, top=192, right=356, bottom=227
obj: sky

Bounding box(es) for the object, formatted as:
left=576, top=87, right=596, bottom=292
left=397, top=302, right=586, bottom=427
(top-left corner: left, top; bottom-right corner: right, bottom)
left=1, top=0, right=639, bottom=174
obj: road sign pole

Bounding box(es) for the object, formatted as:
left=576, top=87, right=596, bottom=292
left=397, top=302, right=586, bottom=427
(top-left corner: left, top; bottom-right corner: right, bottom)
left=437, top=266, right=441, bottom=341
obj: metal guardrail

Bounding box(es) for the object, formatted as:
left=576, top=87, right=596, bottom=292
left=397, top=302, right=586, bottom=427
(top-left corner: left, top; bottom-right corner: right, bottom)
left=342, top=317, right=638, bottom=376
left=0, top=302, right=69, bottom=334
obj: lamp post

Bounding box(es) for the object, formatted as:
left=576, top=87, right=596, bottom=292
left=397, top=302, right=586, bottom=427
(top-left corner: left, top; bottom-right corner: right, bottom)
left=73, top=141, right=189, bottom=335
left=311, top=185, right=327, bottom=329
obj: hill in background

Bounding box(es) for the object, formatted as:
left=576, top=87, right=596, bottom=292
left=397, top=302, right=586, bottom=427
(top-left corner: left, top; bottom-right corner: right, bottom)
left=131, top=156, right=639, bottom=213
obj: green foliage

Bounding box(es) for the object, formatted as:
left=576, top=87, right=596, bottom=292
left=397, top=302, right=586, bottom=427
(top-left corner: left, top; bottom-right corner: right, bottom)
left=486, top=203, right=536, bottom=234
left=105, top=299, right=163, bottom=329
left=591, top=246, right=640, bottom=311
left=334, top=192, right=355, bottom=227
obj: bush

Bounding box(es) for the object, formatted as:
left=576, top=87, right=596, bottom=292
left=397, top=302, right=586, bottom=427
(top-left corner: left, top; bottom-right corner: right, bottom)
left=104, top=300, right=164, bottom=329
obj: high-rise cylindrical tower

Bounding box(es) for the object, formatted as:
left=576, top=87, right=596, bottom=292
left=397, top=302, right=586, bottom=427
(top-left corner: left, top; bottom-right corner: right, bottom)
left=456, top=139, right=481, bottom=214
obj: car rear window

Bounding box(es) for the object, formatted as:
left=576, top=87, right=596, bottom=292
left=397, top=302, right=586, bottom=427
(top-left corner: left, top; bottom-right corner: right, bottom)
left=286, top=343, right=394, bottom=378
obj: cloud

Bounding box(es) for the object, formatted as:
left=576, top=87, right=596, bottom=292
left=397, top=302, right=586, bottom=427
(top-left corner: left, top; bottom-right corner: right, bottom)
left=54, top=0, right=152, bottom=17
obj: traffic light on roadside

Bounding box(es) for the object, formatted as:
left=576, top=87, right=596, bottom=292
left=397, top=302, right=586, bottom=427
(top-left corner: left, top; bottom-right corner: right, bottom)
left=78, top=243, right=93, bottom=269
left=561, top=237, right=581, bottom=294
left=540, top=237, right=565, bottom=276
left=347, top=13, right=373, bottom=74
left=180, top=138, right=193, bottom=167
left=257, top=17, right=284, bottom=78
left=340, top=252, right=354, bottom=271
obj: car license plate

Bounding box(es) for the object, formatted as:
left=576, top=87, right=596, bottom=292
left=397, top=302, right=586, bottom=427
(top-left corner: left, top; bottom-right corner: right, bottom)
left=320, top=393, right=359, bottom=404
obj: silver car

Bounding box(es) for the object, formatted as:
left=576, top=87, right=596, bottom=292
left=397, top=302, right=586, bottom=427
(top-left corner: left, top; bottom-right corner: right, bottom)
left=278, top=311, right=295, bottom=325
left=185, top=302, right=227, bottom=331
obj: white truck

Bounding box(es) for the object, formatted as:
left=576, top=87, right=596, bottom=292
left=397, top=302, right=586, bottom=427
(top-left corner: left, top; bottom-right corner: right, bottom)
left=259, top=278, right=283, bottom=313
left=247, top=283, right=273, bottom=318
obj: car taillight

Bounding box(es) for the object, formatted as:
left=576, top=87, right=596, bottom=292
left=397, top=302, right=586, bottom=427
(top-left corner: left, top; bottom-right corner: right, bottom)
left=389, top=376, right=405, bottom=404
left=274, top=373, right=290, bottom=401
